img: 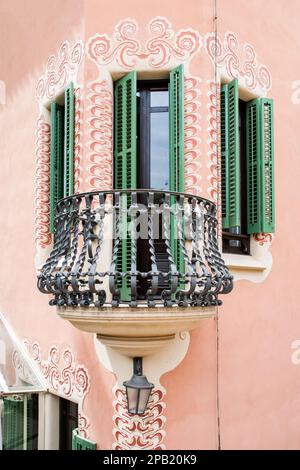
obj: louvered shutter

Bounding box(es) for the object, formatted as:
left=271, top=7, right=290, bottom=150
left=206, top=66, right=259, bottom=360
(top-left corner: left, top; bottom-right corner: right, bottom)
left=169, top=65, right=185, bottom=277
left=227, top=78, right=240, bottom=228
left=50, top=102, right=64, bottom=233
left=72, top=428, right=97, bottom=450
left=114, top=72, right=137, bottom=301
left=221, top=84, right=230, bottom=228
left=260, top=98, right=275, bottom=232
left=3, top=396, right=24, bottom=450
left=246, top=99, right=261, bottom=233
left=64, top=81, right=75, bottom=197
left=246, top=98, right=274, bottom=233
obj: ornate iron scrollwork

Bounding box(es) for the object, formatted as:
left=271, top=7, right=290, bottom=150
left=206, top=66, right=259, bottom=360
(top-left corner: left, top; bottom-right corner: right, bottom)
left=37, top=190, right=233, bottom=308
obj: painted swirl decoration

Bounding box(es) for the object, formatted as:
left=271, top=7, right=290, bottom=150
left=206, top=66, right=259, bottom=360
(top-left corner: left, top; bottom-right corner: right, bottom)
left=205, top=31, right=272, bottom=92
left=87, top=17, right=201, bottom=69
left=35, top=40, right=84, bottom=103
left=112, top=386, right=166, bottom=450
left=34, top=40, right=84, bottom=253
left=74, top=86, right=83, bottom=193
left=87, top=80, right=113, bottom=191
left=25, top=341, right=91, bottom=437
left=34, top=117, right=51, bottom=248
left=184, top=76, right=202, bottom=195
left=253, top=233, right=274, bottom=246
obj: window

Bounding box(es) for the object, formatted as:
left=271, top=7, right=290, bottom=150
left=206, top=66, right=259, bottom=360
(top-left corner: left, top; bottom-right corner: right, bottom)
left=59, top=398, right=78, bottom=450
left=2, top=393, right=39, bottom=450
left=221, top=78, right=275, bottom=255
left=113, top=67, right=185, bottom=301
left=50, top=82, right=75, bottom=233
left=136, top=80, right=170, bottom=190
left=136, top=80, right=170, bottom=298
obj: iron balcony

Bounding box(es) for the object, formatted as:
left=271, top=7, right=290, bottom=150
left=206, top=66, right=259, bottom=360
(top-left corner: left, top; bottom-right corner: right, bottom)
left=37, top=189, right=233, bottom=308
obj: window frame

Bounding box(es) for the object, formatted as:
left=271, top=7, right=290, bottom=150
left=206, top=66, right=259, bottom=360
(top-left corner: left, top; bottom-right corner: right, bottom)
left=137, top=79, right=170, bottom=190
left=112, top=68, right=185, bottom=302
left=136, top=79, right=170, bottom=298
left=221, top=82, right=275, bottom=257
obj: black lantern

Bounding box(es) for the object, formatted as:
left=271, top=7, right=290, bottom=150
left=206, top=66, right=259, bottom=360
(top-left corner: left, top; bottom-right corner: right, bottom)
left=123, top=357, right=154, bottom=415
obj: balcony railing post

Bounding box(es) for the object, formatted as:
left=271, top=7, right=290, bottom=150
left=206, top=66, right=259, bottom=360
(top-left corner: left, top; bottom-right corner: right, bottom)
left=146, top=192, right=159, bottom=306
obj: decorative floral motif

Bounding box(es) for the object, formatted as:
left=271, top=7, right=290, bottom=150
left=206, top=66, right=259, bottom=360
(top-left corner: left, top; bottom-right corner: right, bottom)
left=87, top=17, right=201, bottom=69
left=86, top=80, right=113, bottom=191
left=34, top=117, right=52, bottom=248
left=205, top=32, right=272, bottom=93
left=74, top=86, right=83, bottom=193
left=35, top=40, right=84, bottom=104
left=25, top=341, right=91, bottom=437
left=184, top=77, right=202, bottom=195
left=112, top=386, right=166, bottom=450
left=253, top=233, right=274, bottom=246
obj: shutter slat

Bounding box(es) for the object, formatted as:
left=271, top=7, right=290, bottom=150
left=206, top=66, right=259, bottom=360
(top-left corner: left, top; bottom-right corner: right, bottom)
left=64, top=81, right=75, bottom=197
left=114, top=72, right=137, bottom=301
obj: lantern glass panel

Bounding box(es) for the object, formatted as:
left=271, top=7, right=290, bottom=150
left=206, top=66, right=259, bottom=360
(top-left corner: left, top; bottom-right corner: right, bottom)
left=127, top=387, right=139, bottom=414
left=137, top=388, right=151, bottom=414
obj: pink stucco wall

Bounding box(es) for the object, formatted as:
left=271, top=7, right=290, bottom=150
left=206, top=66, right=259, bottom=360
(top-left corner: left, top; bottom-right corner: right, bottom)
left=0, top=0, right=299, bottom=450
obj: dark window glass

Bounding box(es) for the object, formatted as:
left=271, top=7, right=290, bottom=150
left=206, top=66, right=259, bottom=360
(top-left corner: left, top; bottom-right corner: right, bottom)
left=59, top=398, right=78, bottom=450
left=27, top=394, right=39, bottom=450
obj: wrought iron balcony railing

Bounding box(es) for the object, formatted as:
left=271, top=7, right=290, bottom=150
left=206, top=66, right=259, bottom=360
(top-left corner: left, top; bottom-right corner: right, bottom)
left=37, top=190, right=233, bottom=308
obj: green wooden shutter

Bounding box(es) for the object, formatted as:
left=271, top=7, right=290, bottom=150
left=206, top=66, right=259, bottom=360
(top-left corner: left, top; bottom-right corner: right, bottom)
left=227, top=78, right=240, bottom=228
left=169, top=65, right=185, bottom=277
left=72, top=428, right=97, bottom=450
left=64, top=81, right=75, bottom=198
left=260, top=98, right=275, bottom=232
left=3, top=396, right=24, bottom=450
left=246, top=98, right=274, bottom=233
left=26, top=396, right=34, bottom=450
left=50, top=102, right=64, bottom=233
left=169, top=65, right=184, bottom=193
left=221, top=84, right=230, bottom=228
left=114, top=72, right=137, bottom=191
left=246, top=99, right=262, bottom=233
left=114, top=72, right=137, bottom=301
